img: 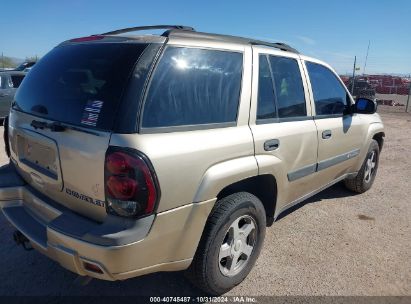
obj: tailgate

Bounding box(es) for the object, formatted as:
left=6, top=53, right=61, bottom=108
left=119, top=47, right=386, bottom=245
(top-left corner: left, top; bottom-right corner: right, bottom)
left=9, top=111, right=110, bottom=221
left=6, top=42, right=152, bottom=221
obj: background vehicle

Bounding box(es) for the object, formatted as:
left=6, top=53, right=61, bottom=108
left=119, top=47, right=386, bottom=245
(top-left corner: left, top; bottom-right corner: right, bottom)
left=13, top=61, right=36, bottom=71
left=0, top=71, right=26, bottom=124
left=0, top=25, right=384, bottom=295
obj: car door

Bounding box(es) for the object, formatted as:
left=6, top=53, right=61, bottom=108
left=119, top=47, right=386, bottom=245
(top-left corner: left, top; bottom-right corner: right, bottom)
left=249, top=46, right=318, bottom=213
left=303, top=59, right=365, bottom=186
left=0, top=75, right=14, bottom=118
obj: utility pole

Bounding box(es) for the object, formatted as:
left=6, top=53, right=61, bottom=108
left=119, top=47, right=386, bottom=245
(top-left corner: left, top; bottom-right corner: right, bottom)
left=406, top=81, right=411, bottom=113
left=351, top=56, right=357, bottom=95
left=1, top=52, right=4, bottom=69
left=363, top=40, right=370, bottom=75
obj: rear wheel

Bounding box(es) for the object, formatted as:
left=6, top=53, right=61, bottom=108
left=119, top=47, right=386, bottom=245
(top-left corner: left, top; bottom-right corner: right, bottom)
left=344, top=139, right=379, bottom=193
left=186, top=192, right=266, bottom=295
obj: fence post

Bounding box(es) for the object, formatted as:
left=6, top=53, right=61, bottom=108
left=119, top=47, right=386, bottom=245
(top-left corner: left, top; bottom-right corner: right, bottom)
left=406, top=82, right=411, bottom=113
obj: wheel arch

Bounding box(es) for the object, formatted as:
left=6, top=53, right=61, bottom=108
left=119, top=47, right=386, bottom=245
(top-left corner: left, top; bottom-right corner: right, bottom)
left=353, top=123, right=384, bottom=172
left=372, top=131, right=385, bottom=151
left=216, top=175, right=277, bottom=226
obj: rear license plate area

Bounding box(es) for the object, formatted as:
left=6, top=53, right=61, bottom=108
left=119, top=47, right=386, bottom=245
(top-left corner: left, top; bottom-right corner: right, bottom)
left=17, top=135, right=59, bottom=180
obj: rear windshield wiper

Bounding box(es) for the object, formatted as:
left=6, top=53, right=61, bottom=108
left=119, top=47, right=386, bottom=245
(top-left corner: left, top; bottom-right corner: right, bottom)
left=30, top=119, right=100, bottom=136
left=31, top=120, right=66, bottom=132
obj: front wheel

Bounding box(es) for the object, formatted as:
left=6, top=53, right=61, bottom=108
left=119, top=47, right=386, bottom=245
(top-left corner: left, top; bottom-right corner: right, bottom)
left=344, top=139, right=380, bottom=193
left=186, top=192, right=266, bottom=295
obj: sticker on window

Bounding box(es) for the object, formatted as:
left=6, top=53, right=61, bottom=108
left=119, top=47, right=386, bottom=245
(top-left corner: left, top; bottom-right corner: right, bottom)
left=81, top=100, right=103, bottom=126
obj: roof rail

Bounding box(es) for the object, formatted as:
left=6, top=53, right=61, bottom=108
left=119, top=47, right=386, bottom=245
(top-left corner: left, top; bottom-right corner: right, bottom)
left=250, top=41, right=299, bottom=53
left=100, top=26, right=298, bottom=53
left=101, top=25, right=195, bottom=36
left=167, top=30, right=299, bottom=54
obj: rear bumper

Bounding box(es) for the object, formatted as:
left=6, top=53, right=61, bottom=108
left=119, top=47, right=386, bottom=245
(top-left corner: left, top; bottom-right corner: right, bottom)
left=0, top=163, right=215, bottom=280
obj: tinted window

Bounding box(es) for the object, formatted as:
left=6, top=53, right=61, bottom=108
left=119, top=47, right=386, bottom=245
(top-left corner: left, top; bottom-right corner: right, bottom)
left=14, top=43, right=148, bottom=130
left=142, top=47, right=243, bottom=128
left=10, top=75, right=25, bottom=88
left=257, top=55, right=276, bottom=120
left=306, top=62, right=348, bottom=116
left=269, top=56, right=306, bottom=118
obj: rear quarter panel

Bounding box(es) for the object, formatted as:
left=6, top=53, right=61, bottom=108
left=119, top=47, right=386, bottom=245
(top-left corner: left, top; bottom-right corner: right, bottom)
left=110, top=42, right=255, bottom=212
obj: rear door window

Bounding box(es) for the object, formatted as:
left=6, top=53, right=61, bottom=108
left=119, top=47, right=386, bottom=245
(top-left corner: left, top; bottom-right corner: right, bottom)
left=13, top=43, right=148, bottom=130
left=269, top=56, right=306, bottom=118
left=256, top=54, right=307, bottom=122
left=141, top=47, right=243, bottom=129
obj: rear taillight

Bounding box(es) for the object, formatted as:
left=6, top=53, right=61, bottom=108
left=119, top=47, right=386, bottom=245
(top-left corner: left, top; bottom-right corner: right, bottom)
left=104, top=147, right=159, bottom=218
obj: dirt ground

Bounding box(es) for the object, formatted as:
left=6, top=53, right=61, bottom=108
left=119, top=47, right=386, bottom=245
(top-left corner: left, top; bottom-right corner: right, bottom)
left=0, top=107, right=410, bottom=296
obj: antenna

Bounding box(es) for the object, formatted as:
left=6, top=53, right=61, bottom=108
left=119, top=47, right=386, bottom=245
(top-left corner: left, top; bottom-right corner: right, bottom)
left=363, top=40, right=370, bottom=75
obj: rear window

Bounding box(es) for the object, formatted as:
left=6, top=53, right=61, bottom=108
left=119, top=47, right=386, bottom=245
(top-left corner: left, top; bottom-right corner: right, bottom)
left=141, top=47, right=243, bottom=129
left=13, top=43, right=148, bottom=130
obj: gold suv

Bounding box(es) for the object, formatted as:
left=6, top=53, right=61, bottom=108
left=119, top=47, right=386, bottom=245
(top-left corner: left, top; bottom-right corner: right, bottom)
left=0, top=25, right=384, bottom=295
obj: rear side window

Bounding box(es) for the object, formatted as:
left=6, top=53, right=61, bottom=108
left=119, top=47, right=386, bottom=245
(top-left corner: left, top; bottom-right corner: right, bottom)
left=306, top=62, right=348, bottom=116
left=13, top=43, right=148, bottom=130
left=142, top=47, right=243, bottom=129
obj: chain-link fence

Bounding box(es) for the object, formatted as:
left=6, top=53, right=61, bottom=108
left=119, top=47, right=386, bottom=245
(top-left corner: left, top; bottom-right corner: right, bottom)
left=339, top=74, right=411, bottom=113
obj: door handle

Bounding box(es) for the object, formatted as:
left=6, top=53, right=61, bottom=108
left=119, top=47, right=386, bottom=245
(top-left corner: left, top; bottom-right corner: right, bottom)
left=264, top=139, right=280, bottom=151
left=322, top=130, right=332, bottom=139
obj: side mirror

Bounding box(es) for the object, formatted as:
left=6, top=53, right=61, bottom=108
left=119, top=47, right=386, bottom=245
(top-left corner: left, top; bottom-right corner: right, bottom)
left=354, top=98, right=377, bottom=114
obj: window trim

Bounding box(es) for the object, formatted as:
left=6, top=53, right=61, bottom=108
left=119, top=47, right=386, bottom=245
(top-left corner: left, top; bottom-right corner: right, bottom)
left=256, top=115, right=313, bottom=125
left=255, top=53, right=309, bottom=125
left=313, top=113, right=344, bottom=120
left=140, top=121, right=237, bottom=134
left=138, top=45, right=244, bottom=133
left=304, top=60, right=354, bottom=118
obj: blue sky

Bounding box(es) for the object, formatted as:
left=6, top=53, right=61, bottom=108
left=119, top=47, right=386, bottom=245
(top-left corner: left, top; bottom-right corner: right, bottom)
left=1, top=0, right=410, bottom=75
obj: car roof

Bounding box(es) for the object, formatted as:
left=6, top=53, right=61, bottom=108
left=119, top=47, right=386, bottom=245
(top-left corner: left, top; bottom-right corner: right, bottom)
left=64, top=26, right=337, bottom=70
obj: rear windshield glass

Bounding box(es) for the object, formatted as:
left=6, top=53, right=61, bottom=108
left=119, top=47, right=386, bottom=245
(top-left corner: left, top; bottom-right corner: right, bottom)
left=13, top=43, right=148, bottom=130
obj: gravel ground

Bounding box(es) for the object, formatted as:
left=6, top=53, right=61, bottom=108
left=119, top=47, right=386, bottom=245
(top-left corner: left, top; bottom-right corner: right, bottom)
left=0, top=107, right=410, bottom=296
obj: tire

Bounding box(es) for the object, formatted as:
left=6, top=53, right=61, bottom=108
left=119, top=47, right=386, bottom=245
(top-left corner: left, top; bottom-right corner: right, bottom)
left=186, top=192, right=266, bottom=295
left=3, top=116, right=10, bottom=158
left=344, top=139, right=380, bottom=193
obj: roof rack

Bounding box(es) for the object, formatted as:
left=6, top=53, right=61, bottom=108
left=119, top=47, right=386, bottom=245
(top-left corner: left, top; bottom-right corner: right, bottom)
left=101, top=25, right=195, bottom=36
left=101, top=25, right=298, bottom=53
left=250, top=41, right=299, bottom=53
left=167, top=30, right=299, bottom=54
